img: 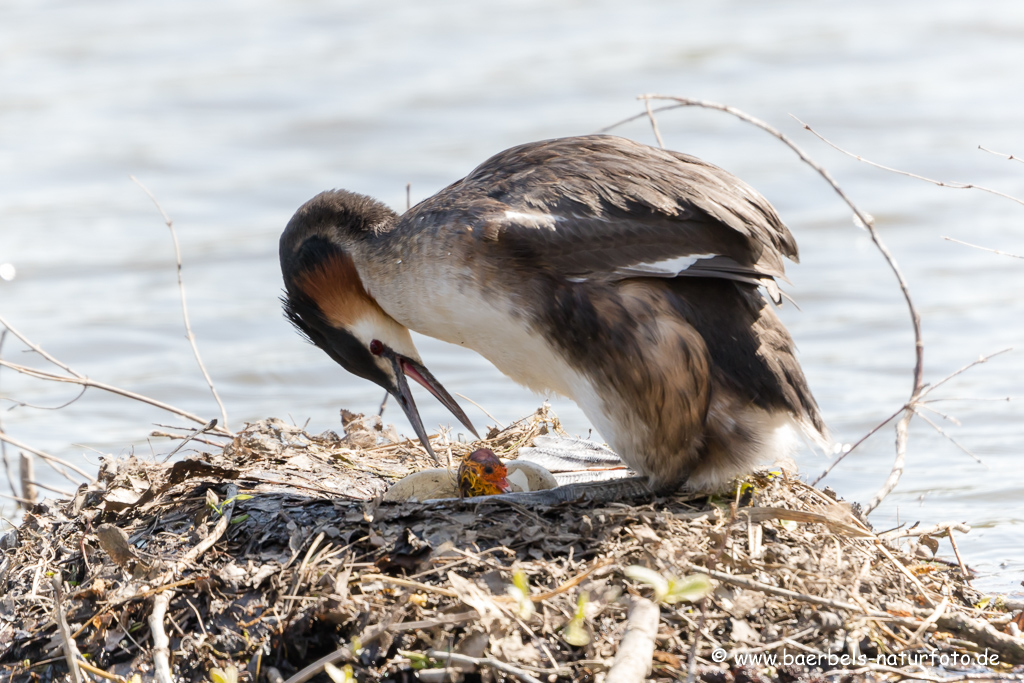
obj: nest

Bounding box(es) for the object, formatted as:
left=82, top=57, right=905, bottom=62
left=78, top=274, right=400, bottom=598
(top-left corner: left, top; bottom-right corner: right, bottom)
left=2, top=406, right=1023, bottom=683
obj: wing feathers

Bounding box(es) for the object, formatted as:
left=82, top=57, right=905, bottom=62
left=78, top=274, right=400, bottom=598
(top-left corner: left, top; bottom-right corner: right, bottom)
left=400, top=135, right=797, bottom=291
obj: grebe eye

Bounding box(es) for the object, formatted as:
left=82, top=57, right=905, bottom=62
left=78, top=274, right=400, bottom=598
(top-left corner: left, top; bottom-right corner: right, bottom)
left=369, top=340, right=384, bottom=355
left=484, top=465, right=493, bottom=474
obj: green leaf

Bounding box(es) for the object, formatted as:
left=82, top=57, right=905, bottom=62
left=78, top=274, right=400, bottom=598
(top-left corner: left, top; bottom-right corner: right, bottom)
left=625, top=566, right=713, bottom=604
left=624, top=565, right=670, bottom=601
left=398, top=650, right=437, bottom=670
left=664, top=574, right=713, bottom=604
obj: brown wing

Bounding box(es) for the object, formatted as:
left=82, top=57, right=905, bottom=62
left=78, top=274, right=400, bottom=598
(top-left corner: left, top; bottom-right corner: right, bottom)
left=397, top=135, right=797, bottom=297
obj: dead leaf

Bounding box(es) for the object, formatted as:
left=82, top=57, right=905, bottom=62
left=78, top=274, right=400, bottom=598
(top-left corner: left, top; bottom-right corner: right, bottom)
left=448, top=572, right=508, bottom=633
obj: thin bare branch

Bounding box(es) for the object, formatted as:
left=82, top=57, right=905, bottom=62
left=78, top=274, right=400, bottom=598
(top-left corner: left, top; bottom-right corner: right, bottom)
left=19, top=452, right=37, bottom=506
left=599, top=103, right=688, bottom=135
left=0, top=431, right=92, bottom=483
left=25, top=479, right=75, bottom=498
left=916, top=403, right=961, bottom=426
left=810, top=405, right=904, bottom=487
left=634, top=95, right=925, bottom=511
left=943, top=236, right=1024, bottom=260
left=866, top=410, right=912, bottom=514
left=642, top=97, right=665, bottom=149
left=978, top=144, right=1024, bottom=165
left=796, top=118, right=1024, bottom=208
left=919, top=349, right=1012, bottom=400
left=52, top=573, right=85, bottom=683
left=2, top=386, right=88, bottom=412
left=149, top=591, right=172, bottom=683
left=0, top=359, right=230, bottom=436
left=159, top=419, right=218, bottom=463
left=948, top=528, right=971, bottom=585
left=0, top=330, right=18, bottom=501
left=455, top=392, right=504, bottom=430
left=0, top=490, right=33, bottom=505
left=921, top=396, right=1013, bottom=404
left=913, top=409, right=985, bottom=466
left=131, top=175, right=230, bottom=431
left=607, top=598, right=660, bottom=683
left=908, top=597, right=949, bottom=647
left=0, top=314, right=83, bottom=378
left=426, top=650, right=542, bottom=683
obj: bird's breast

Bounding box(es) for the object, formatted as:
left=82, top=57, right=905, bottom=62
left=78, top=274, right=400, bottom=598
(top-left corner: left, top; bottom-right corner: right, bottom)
left=364, top=256, right=585, bottom=401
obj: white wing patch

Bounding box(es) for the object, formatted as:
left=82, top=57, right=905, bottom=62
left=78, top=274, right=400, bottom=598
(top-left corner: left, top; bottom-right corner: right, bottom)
left=622, top=253, right=717, bottom=276
left=503, top=210, right=561, bottom=230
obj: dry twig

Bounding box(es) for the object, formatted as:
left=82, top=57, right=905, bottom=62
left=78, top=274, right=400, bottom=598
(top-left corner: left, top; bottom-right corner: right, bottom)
left=51, top=573, right=84, bottom=683
left=425, top=649, right=542, bottom=683
left=943, top=236, right=1024, bottom=260
left=0, top=430, right=92, bottom=483
left=948, top=528, right=971, bottom=584
left=150, top=483, right=239, bottom=682
left=149, top=591, right=172, bottom=683
left=606, top=597, right=660, bottom=683
left=131, top=176, right=230, bottom=431
left=0, top=357, right=230, bottom=436
left=18, top=452, right=36, bottom=507
left=978, top=144, right=1024, bottom=165
left=798, top=118, right=1024, bottom=209
left=281, top=646, right=356, bottom=683
left=643, top=97, right=665, bottom=149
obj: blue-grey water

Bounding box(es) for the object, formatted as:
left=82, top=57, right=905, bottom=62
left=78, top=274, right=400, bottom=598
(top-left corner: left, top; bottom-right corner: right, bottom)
left=1, top=0, right=1022, bottom=593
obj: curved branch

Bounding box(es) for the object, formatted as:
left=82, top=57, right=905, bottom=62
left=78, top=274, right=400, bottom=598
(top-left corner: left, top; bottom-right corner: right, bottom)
left=635, top=95, right=925, bottom=512
left=2, top=385, right=88, bottom=412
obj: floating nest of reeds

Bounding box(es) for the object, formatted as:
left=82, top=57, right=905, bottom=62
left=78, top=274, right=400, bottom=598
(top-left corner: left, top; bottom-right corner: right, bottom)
left=2, top=406, right=1023, bottom=683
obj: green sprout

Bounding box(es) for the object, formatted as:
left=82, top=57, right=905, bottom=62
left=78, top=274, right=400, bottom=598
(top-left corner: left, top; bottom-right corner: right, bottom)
left=562, top=591, right=591, bottom=646
left=397, top=650, right=439, bottom=670
left=507, top=569, right=535, bottom=619
left=209, top=666, right=238, bottom=683
left=324, top=662, right=354, bottom=683
left=207, top=494, right=253, bottom=516
left=624, top=566, right=713, bottom=604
